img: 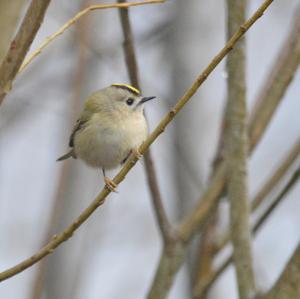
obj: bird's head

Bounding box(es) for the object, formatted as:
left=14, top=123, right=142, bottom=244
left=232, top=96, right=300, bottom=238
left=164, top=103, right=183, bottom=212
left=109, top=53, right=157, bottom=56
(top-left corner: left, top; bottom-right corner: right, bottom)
left=88, top=84, right=155, bottom=118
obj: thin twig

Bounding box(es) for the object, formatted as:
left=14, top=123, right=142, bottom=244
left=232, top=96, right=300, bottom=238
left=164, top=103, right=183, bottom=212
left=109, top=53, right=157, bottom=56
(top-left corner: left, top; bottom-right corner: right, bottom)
left=117, top=0, right=175, bottom=243
left=0, top=0, right=273, bottom=283
left=193, top=166, right=300, bottom=297
left=0, top=0, right=51, bottom=106
left=18, top=0, right=165, bottom=74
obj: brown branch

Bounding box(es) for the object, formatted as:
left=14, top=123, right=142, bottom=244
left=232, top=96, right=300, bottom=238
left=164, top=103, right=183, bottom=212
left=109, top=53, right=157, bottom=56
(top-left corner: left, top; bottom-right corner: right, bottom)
left=0, top=0, right=51, bottom=106
left=0, top=0, right=273, bottom=283
left=261, top=244, right=300, bottom=299
left=224, top=1, right=256, bottom=298
left=117, top=0, right=175, bottom=242
left=193, top=215, right=217, bottom=299
left=18, top=0, right=165, bottom=74
left=193, top=166, right=300, bottom=297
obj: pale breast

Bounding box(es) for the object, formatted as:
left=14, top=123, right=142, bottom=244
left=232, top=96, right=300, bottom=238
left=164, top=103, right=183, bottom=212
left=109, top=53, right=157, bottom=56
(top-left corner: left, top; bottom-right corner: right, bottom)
left=74, top=113, right=148, bottom=169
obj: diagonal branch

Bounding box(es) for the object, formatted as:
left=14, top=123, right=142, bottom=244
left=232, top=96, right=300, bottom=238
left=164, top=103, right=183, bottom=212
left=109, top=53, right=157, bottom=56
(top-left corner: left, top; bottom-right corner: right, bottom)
left=0, top=0, right=273, bottom=283
left=0, top=0, right=51, bottom=106
left=193, top=166, right=300, bottom=297
left=18, top=0, right=165, bottom=74
left=117, top=0, right=175, bottom=243
left=0, top=0, right=164, bottom=108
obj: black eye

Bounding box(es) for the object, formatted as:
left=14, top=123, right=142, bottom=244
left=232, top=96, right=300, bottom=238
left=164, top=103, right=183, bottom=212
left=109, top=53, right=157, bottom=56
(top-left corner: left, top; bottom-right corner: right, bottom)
left=126, top=98, right=134, bottom=106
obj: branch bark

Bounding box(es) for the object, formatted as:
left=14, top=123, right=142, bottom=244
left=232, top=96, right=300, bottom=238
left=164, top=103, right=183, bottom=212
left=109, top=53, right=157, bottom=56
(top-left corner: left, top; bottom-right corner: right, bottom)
left=117, top=0, right=175, bottom=243
left=225, top=1, right=256, bottom=298
left=18, top=0, right=165, bottom=74
left=0, top=0, right=51, bottom=106
left=0, top=0, right=274, bottom=283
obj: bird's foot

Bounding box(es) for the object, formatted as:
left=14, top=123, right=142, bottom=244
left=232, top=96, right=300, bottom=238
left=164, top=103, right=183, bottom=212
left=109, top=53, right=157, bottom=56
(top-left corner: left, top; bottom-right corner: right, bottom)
left=131, top=147, right=142, bottom=161
left=104, top=176, right=118, bottom=192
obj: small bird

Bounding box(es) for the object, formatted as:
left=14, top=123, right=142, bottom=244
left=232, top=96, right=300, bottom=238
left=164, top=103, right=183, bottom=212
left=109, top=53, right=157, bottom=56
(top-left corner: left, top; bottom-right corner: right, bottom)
left=57, top=83, right=155, bottom=191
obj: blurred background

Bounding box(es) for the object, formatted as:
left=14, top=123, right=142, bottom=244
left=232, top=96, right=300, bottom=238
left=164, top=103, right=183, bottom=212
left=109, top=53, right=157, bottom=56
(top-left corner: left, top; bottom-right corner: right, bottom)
left=0, top=0, right=299, bottom=298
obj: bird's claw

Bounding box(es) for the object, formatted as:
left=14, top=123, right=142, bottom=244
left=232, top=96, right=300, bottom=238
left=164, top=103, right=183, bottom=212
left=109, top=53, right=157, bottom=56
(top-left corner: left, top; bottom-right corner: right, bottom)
left=132, top=147, right=142, bottom=160
left=104, top=177, right=118, bottom=192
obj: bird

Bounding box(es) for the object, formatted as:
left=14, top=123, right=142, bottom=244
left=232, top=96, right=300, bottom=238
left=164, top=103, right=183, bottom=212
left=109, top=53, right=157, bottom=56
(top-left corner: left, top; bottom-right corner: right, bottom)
left=57, top=83, right=155, bottom=192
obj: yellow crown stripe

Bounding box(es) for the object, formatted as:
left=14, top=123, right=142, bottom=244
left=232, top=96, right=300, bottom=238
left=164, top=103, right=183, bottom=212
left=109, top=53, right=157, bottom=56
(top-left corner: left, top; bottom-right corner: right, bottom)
left=111, top=83, right=140, bottom=95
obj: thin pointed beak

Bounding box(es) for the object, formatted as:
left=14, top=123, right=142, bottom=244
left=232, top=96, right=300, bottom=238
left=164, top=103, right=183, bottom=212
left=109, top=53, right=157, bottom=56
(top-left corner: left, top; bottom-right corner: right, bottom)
left=140, top=96, right=156, bottom=104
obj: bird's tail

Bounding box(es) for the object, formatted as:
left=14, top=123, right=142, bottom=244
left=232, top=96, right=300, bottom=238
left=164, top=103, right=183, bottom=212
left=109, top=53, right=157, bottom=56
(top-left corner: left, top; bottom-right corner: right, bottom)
left=56, top=149, right=76, bottom=162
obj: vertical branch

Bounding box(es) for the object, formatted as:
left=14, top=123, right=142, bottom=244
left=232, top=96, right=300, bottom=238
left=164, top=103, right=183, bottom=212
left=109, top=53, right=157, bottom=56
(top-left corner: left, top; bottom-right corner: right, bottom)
left=225, top=1, right=256, bottom=299
left=0, top=0, right=51, bottom=106
left=117, top=0, right=175, bottom=242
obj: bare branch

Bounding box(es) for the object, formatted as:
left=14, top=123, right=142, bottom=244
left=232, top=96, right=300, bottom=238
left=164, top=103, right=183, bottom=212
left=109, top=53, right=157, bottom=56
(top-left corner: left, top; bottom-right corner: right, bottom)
left=18, top=0, right=165, bottom=74
left=224, top=1, right=256, bottom=298
left=117, top=0, right=175, bottom=242
left=147, top=241, right=185, bottom=299
left=0, top=0, right=51, bottom=106
left=193, top=166, right=300, bottom=297
left=0, top=0, right=273, bottom=283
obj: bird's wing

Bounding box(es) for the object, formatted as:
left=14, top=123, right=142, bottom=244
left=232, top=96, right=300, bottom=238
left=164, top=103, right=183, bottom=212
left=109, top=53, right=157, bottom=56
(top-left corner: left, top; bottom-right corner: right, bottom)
left=69, top=94, right=100, bottom=147
left=69, top=118, right=86, bottom=147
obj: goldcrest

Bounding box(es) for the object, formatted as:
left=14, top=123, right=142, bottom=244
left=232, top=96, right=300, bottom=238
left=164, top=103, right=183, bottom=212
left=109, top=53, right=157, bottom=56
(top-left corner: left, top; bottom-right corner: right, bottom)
left=57, top=83, right=155, bottom=191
